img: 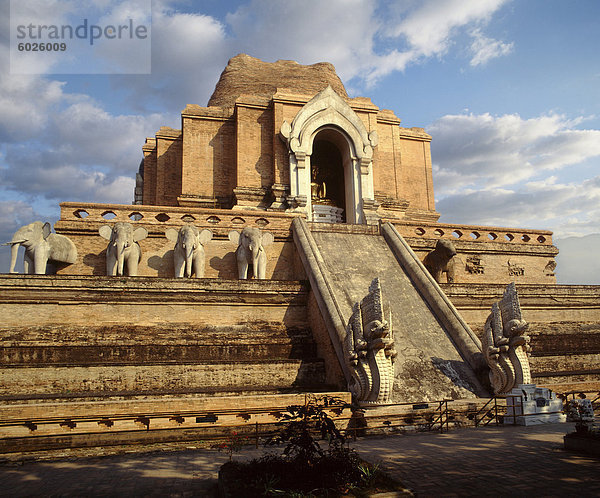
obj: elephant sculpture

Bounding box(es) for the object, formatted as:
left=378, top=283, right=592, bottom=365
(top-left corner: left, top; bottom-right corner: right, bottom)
left=228, top=227, right=274, bottom=279
left=99, top=222, right=148, bottom=276
left=165, top=225, right=212, bottom=278
left=4, top=221, right=77, bottom=274
left=423, top=239, right=457, bottom=283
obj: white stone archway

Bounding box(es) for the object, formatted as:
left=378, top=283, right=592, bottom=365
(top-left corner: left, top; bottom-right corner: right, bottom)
left=280, top=86, right=379, bottom=224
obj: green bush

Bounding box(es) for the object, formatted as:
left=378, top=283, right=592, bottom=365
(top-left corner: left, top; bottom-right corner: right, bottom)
left=218, top=395, right=400, bottom=496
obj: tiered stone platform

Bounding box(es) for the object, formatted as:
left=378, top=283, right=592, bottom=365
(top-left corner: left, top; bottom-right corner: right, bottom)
left=445, top=283, right=600, bottom=393
left=0, top=274, right=346, bottom=451
left=0, top=392, right=351, bottom=453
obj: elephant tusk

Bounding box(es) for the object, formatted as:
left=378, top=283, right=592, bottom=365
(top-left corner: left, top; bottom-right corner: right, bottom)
left=2, top=240, right=26, bottom=246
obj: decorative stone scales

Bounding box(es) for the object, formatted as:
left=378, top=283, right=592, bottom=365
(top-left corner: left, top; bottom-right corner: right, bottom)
left=344, top=278, right=397, bottom=404
left=482, top=282, right=532, bottom=395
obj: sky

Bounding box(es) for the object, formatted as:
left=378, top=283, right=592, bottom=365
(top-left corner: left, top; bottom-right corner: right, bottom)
left=1, top=0, right=600, bottom=283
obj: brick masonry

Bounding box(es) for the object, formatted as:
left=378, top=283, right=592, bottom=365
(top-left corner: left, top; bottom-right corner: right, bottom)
left=444, top=283, right=600, bottom=391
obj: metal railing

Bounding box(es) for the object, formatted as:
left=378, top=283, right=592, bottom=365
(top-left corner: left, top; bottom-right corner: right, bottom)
left=473, top=391, right=588, bottom=427
left=474, top=397, right=501, bottom=427
left=0, top=398, right=456, bottom=453
left=343, top=399, right=453, bottom=440
left=558, top=390, right=600, bottom=416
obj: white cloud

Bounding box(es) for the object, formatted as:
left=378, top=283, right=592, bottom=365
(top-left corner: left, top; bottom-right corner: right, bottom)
left=117, top=0, right=514, bottom=104
left=469, top=28, right=513, bottom=66
left=1, top=159, right=136, bottom=204
left=0, top=200, right=40, bottom=238
left=436, top=177, right=600, bottom=235
left=9, top=0, right=152, bottom=74
left=365, top=0, right=512, bottom=82
left=116, top=6, right=230, bottom=109
left=555, top=234, right=600, bottom=284
left=0, top=0, right=520, bottom=224
left=50, top=101, right=166, bottom=171
left=0, top=75, right=66, bottom=141
left=429, top=112, right=600, bottom=195
left=0, top=100, right=167, bottom=203
left=385, top=0, right=509, bottom=55
left=430, top=111, right=600, bottom=238
left=226, top=0, right=378, bottom=83
left=8, top=0, right=74, bottom=74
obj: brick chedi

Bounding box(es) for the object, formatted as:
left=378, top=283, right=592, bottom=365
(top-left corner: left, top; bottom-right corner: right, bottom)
left=1, top=54, right=598, bottom=453
left=207, top=53, right=349, bottom=107
left=138, top=53, right=438, bottom=225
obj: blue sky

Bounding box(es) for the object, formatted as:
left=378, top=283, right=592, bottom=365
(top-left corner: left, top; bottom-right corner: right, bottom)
left=1, top=0, right=600, bottom=282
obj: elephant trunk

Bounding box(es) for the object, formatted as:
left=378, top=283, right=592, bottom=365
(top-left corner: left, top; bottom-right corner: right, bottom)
left=8, top=241, right=22, bottom=273
left=250, top=244, right=260, bottom=278
left=116, top=240, right=126, bottom=276
left=184, top=243, right=194, bottom=277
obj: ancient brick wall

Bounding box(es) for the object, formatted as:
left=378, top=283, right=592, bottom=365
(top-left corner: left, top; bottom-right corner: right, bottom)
left=393, top=220, right=558, bottom=285
left=141, top=138, right=157, bottom=205
left=372, top=113, right=401, bottom=202
left=235, top=100, right=274, bottom=189
left=143, top=83, right=439, bottom=221
left=397, top=130, right=436, bottom=216
left=180, top=106, right=236, bottom=206
left=54, top=203, right=303, bottom=279
left=155, top=128, right=182, bottom=206
left=0, top=276, right=338, bottom=400
left=445, top=283, right=600, bottom=391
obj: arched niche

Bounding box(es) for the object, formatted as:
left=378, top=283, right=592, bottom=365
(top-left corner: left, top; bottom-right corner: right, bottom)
left=280, top=86, right=379, bottom=224
left=310, top=127, right=352, bottom=223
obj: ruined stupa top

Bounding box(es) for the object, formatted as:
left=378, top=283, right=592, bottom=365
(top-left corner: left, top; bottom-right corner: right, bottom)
left=207, top=54, right=348, bottom=107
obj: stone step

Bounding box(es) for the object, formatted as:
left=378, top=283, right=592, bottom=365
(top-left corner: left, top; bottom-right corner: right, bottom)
left=0, top=391, right=352, bottom=453
left=0, top=276, right=310, bottom=330
left=529, top=353, right=600, bottom=375
left=0, top=359, right=327, bottom=399
left=0, top=323, right=315, bottom=345
left=532, top=370, right=600, bottom=387
left=0, top=342, right=318, bottom=365
left=529, top=325, right=600, bottom=355
left=536, top=380, right=600, bottom=396
left=0, top=322, right=320, bottom=364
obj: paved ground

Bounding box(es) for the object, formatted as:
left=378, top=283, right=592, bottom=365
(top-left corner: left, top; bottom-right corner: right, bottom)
left=356, top=423, right=600, bottom=497
left=0, top=423, right=598, bottom=497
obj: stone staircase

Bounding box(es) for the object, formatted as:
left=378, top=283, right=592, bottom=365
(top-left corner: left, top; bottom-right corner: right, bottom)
left=292, top=219, right=488, bottom=403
